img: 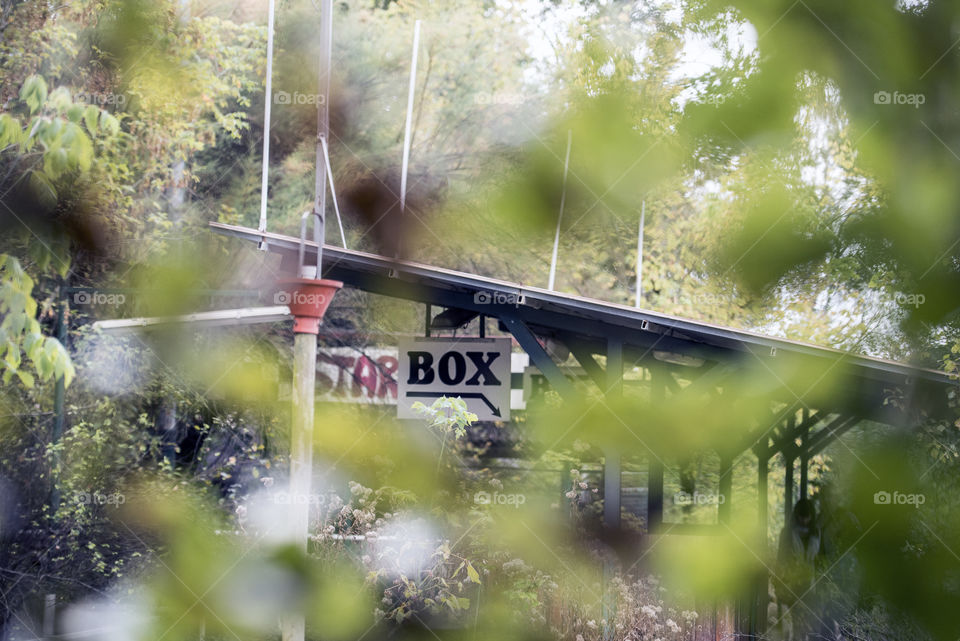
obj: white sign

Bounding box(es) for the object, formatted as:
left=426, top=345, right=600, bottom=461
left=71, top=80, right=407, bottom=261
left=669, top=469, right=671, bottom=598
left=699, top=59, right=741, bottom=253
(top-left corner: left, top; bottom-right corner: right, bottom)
left=397, top=337, right=512, bottom=421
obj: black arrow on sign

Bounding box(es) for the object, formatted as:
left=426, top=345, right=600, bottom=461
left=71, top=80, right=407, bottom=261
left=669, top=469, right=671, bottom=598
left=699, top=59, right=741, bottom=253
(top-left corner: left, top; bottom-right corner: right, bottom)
left=407, top=392, right=502, bottom=417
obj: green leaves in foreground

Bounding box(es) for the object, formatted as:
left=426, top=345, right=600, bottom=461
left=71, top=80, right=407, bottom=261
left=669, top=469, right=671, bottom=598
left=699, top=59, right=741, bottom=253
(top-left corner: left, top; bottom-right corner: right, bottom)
left=0, top=254, right=73, bottom=388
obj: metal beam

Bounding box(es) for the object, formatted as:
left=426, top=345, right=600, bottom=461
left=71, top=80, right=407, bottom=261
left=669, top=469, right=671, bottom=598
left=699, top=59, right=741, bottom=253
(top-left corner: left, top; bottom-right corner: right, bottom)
left=208, top=222, right=953, bottom=389
left=92, top=305, right=293, bottom=332
left=499, top=315, right=575, bottom=399
left=806, top=415, right=860, bottom=457
left=566, top=340, right=607, bottom=390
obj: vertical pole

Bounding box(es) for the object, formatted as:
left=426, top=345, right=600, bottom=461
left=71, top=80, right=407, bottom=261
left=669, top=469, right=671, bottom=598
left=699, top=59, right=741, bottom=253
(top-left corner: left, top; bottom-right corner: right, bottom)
left=647, top=372, right=664, bottom=531
left=635, top=201, right=645, bottom=308
left=602, top=338, right=622, bottom=641
left=754, top=447, right=769, bottom=640
left=281, top=331, right=318, bottom=641
left=799, top=412, right=809, bottom=499
left=716, top=452, right=733, bottom=641
left=258, top=0, right=276, bottom=248
left=718, top=454, right=732, bottom=524
left=547, top=130, right=572, bottom=291
left=398, top=19, right=421, bottom=254
left=478, top=314, right=486, bottom=338
left=784, top=414, right=795, bottom=518
left=43, top=593, right=55, bottom=637
left=310, top=0, right=333, bottom=272
left=424, top=303, right=431, bottom=337
left=49, top=284, right=66, bottom=512
left=603, top=338, right=623, bottom=530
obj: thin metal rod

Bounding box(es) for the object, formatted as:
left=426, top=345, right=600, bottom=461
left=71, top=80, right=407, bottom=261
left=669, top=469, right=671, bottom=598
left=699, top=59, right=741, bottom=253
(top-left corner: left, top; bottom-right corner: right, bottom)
left=635, top=200, right=645, bottom=307
left=548, top=129, right=572, bottom=291
left=400, top=20, right=421, bottom=218
left=308, top=0, right=333, bottom=276
left=258, top=0, right=276, bottom=248
left=320, top=136, right=347, bottom=248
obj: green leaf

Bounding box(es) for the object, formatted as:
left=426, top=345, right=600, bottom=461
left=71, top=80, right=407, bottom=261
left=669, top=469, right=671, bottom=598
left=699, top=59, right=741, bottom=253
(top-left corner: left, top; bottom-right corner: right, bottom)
left=20, top=75, right=48, bottom=114
left=0, top=114, right=21, bottom=148
left=83, top=105, right=99, bottom=135
left=16, top=369, right=34, bottom=388
left=466, top=562, right=481, bottom=584
left=28, top=171, right=57, bottom=211
left=43, top=147, right=69, bottom=179
left=66, top=103, right=84, bottom=123
left=100, top=111, right=120, bottom=137
left=48, top=87, right=72, bottom=112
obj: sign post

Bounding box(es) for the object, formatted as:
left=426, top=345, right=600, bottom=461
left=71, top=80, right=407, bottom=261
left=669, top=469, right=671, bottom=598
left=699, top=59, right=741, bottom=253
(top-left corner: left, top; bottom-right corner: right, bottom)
left=397, top=337, right=512, bottom=422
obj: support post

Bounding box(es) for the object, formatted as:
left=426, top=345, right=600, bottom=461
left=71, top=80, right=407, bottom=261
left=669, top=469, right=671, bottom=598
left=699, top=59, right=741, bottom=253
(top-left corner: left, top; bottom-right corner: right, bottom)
left=784, top=414, right=795, bottom=518
left=50, top=284, right=66, bottom=512
left=603, top=338, right=623, bottom=530
left=718, top=454, right=732, bottom=525
left=647, top=372, right=665, bottom=531
left=602, top=338, right=622, bottom=641
left=799, top=412, right=809, bottom=499
left=753, top=447, right=770, bottom=640
left=281, top=330, right=317, bottom=641
left=800, top=454, right=808, bottom=500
